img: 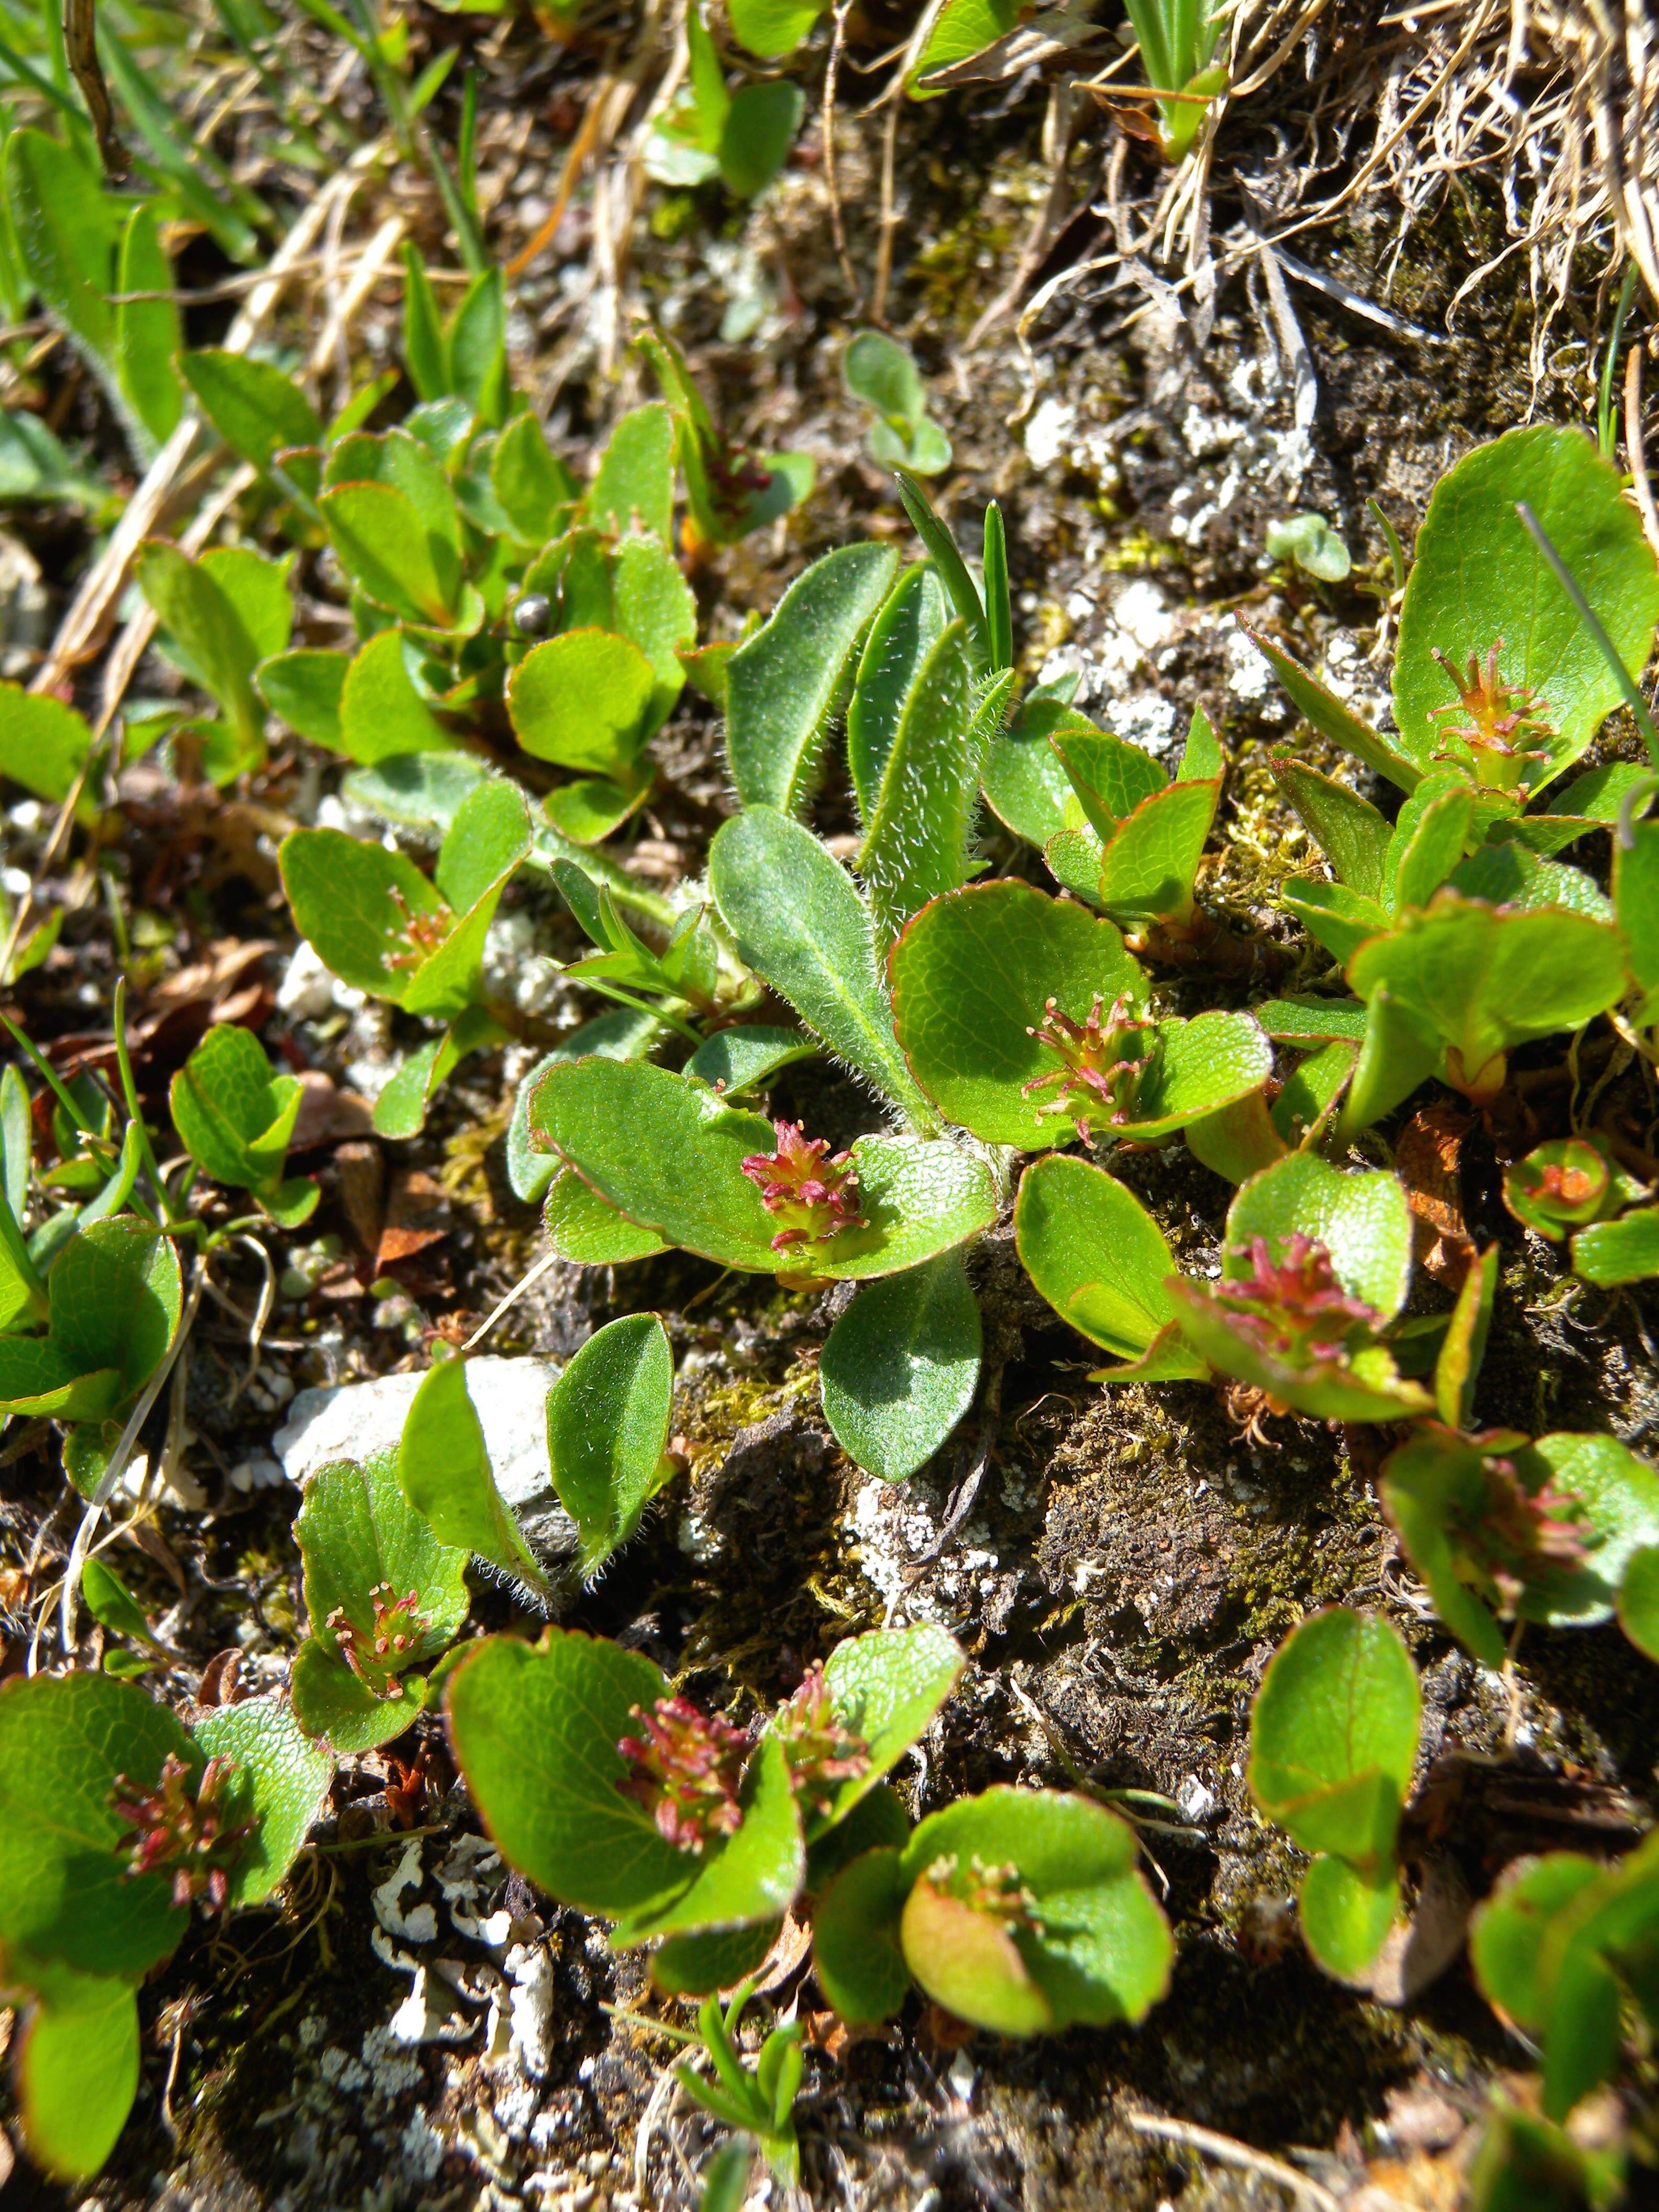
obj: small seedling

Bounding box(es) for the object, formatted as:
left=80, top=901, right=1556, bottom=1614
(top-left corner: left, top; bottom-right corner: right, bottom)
left=676, top=1979, right=804, bottom=2185
left=843, top=332, right=951, bottom=475
left=169, top=1024, right=319, bottom=1227
left=1248, top=1608, right=1421, bottom=1980
left=1265, top=512, right=1351, bottom=582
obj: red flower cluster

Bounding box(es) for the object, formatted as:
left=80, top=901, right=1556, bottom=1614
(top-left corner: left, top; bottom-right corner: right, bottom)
left=1022, top=991, right=1153, bottom=1141
left=383, top=885, right=454, bottom=972
left=616, top=1695, right=749, bottom=1853
left=1430, top=642, right=1553, bottom=792
left=1211, top=1233, right=1381, bottom=1370
left=740, top=1121, right=867, bottom=1253
left=327, top=1582, right=426, bottom=1698
left=772, top=1662, right=870, bottom=1820
left=109, top=1751, right=250, bottom=1912
left=1459, top=1451, right=1592, bottom=1609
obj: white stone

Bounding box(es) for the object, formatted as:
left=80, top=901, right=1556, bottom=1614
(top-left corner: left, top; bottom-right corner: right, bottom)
left=1023, top=396, right=1075, bottom=471
left=276, top=939, right=364, bottom=1022
left=272, top=1354, right=577, bottom=1552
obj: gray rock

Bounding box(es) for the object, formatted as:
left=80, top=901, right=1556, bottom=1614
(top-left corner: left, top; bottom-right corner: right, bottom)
left=272, top=1355, right=577, bottom=1556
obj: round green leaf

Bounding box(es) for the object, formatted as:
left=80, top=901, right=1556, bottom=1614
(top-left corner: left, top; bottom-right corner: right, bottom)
left=890, top=880, right=1143, bottom=1147
left=1512, top=1434, right=1659, bottom=1629
left=290, top=1639, right=424, bottom=1755
left=1470, top=1853, right=1606, bottom=2032
left=0, top=1672, right=193, bottom=1978
left=544, top=1167, right=670, bottom=1264
left=1224, top=1150, right=1415, bottom=1324
left=820, top=1252, right=981, bottom=1481
left=898, top=1787, right=1173, bottom=2033
left=192, top=1691, right=333, bottom=1909
left=1013, top=1154, right=1178, bottom=1359
left=810, top=1624, right=965, bottom=1839
left=1394, top=425, right=1659, bottom=780
left=16, top=1968, right=140, bottom=2182
left=507, top=627, right=655, bottom=775
left=296, top=1448, right=471, bottom=1679
left=1248, top=1609, right=1420, bottom=1869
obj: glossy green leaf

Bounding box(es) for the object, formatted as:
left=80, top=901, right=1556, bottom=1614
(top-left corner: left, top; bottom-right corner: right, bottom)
left=1394, top=425, right=1659, bottom=781
left=683, top=1024, right=817, bottom=1097
left=169, top=1023, right=302, bottom=1197
left=491, top=410, right=579, bottom=541
left=1616, top=813, right=1659, bottom=1023
left=397, top=1356, right=555, bottom=1600
left=1050, top=725, right=1166, bottom=837
left=178, top=349, right=322, bottom=474
left=1470, top=1853, right=1607, bottom=2032
left=719, top=80, right=803, bottom=196
left=507, top=1009, right=662, bottom=1202
left=546, top=1314, right=675, bottom=1575
left=709, top=808, right=933, bottom=1124
left=256, top=649, right=348, bottom=750
left=1386, top=775, right=1475, bottom=914
left=193, top=1690, right=333, bottom=1909
left=135, top=539, right=279, bottom=771
left=1096, top=776, right=1220, bottom=928
left=725, top=544, right=900, bottom=812
left=1242, top=622, right=1421, bottom=791
left=1509, top=1433, right=1659, bottom=1629
left=613, top=1730, right=805, bottom=1944
left=1225, top=1151, right=1414, bottom=1323
left=338, top=628, right=458, bottom=763
left=1013, top=1154, right=1189, bottom=1363
left=1299, top=1853, right=1400, bottom=1982
left=813, top=1846, right=910, bottom=2021
left=507, top=627, right=655, bottom=776
left=981, top=692, right=1093, bottom=847
left=897, top=1787, right=1173, bottom=2032
left=1269, top=758, right=1392, bottom=901
left=0, top=1671, right=193, bottom=1977
left=279, top=826, right=449, bottom=1005
left=649, top=1919, right=778, bottom=1998
left=16, top=1966, right=140, bottom=2181
left=1347, top=892, right=1627, bottom=1105
left=447, top=1629, right=753, bottom=1921
left=810, top=1625, right=964, bottom=1837
left=912, top=0, right=1018, bottom=92
left=728, top=0, right=826, bottom=54
left=1572, top=1207, right=1659, bottom=1286
left=588, top=403, right=674, bottom=543
left=318, top=481, right=457, bottom=627
left=820, top=1253, right=981, bottom=1481
left=4, top=129, right=119, bottom=406
left=296, top=1447, right=470, bottom=1685
left=1248, top=1609, right=1419, bottom=1868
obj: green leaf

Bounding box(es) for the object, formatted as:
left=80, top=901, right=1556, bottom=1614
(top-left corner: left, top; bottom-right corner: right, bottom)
left=507, top=1009, right=662, bottom=1202
left=1013, top=1154, right=1188, bottom=1363
left=492, top=411, right=578, bottom=542
left=890, top=880, right=1141, bottom=1146
left=528, top=1058, right=992, bottom=1278
left=587, top=403, right=674, bottom=543
left=1470, top=1853, right=1606, bottom=2032
left=650, top=1919, right=778, bottom=1998
left=813, top=1846, right=910, bottom=2021
left=397, top=1356, right=555, bottom=1599
left=319, top=481, right=457, bottom=627
left=1619, top=1544, right=1659, bottom=1660
left=981, top=693, right=1094, bottom=847
left=844, top=331, right=927, bottom=433
left=810, top=1625, right=964, bottom=1835
left=1096, top=776, right=1220, bottom=928
left=47, top=1216, right=181, bottom=1397
left=1241, top=623, right=1422, bottom=791
left=857, top=622, right=997, bottom=948
left=338, top=628, right=458, bottom=763
left=296, top=1447, right=470, bottom=1685
left=446, top=1629, right=728, bottom=1921
left=508, top=627, right=655, bottom=776
left=1225, top=1150, right=1414, bottom=1323
left=728, top=0, right=827, bottom=58
left=719, top=81, right=803, bottom=197
left=709, top=807, right=934, bottom=1124
left=1394, top=425, right=1659, bottom=782
left=81, top=1556, right=156, bottom=1645
left=113, top=205, right=182, bottom=447
left=1337, top=987, right=1445, bottom=1143
left=847, top=565, right=950, bottom=823
left=1463, top=2103, right=1615, bottom=2212
left=278, top=826, right=449, bottom=1005
left=3, top=128, right=118, bottom=404
left=1347, top=892, right=1627, bottom=1105
left=897, top=1787, right=1173, bottom=2032
left=546, top=1314, right=676, bottom=1575
left=289, top=1641, right=422, bottom=1755
left=1572, top=1206, right=1659, bottom=1286
left=134, top=539, right=276, bottom=771
left=170, top=1023, right=302, bottom=1196
left=0, top=1672, right=193, bottom=1976
left=1248, top=1609, right=1419, bottom=1867
left=820, top=1252, right=981, bottom=1482
left=911, top=0, right=1019, bottom=95
left=15, top=1967, right=140, bottom=2181
left=400, top=241, right=447, bottom=402
left=179, top=349, right=322, bottom=474
left=1386, top=774, right=1475, bottom=914
left=1616, top=813, right=1659, bottom=1023
left=613, top=1730, right=806, bottom=1944
left=544, top=1169, right=672, bottom=1265
left=1299, top=1853, right=1400, bottom=1982
left=193, top=1691, right=333, bottom=1909
left=447, top=266, right=508, bottom=426
left=1448, top=839, right=1611, bottom=921
left=256, top=649, right=348, bottom=750
left=1270, top=758, right=1392, bottom=902
left=1050, top=725, right=1166, bottom=837
left=725, top=545, right=901, bottom=812
left=892, top=471, right=988, bottom=667
left=684, top=1024, right=816, bottom=1097
left=1509, top=1433, right=1659, bottom=1629
left=0, top=681, right=93, bottom=804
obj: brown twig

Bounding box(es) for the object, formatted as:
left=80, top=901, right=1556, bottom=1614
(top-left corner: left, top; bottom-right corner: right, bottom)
left=823, top=0, right=862, bottom=313
left=63, top=0, right=127, bottom=181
